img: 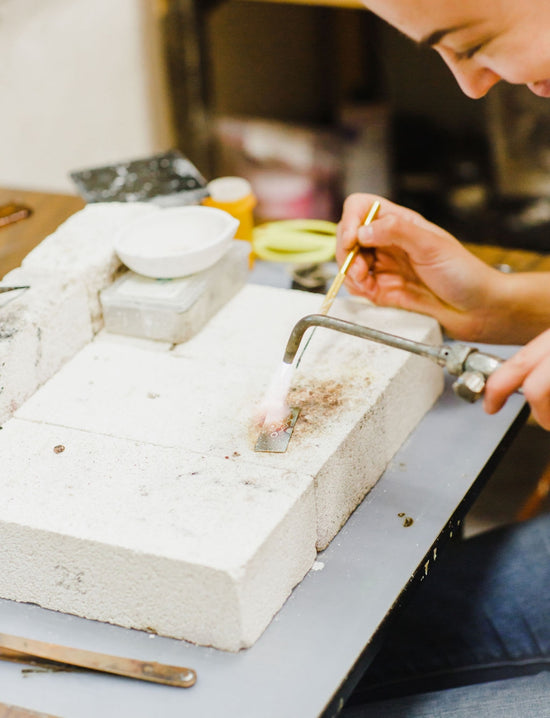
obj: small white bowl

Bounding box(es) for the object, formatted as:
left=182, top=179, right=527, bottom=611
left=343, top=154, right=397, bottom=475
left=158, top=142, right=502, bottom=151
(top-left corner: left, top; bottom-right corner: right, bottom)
left=114, top=206, right=240, bottom=278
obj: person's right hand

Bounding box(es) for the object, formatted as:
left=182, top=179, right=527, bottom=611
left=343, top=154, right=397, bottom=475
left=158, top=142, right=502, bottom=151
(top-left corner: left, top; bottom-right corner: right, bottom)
left=336, top=194, right=506, bottom=342
left=485, top=328, right=550, bottom=430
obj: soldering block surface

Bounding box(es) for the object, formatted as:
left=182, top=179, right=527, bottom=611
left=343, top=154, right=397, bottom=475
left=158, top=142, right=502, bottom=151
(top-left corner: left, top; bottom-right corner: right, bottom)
left=21, top=202, right=157, bottom=330
left=174, top=284, right=444, bottom=548
left=0, top=419, right=316, bottom=651
left=2, top=283, right=443, bottom=649
left=0, top=271, right=92, bottom=424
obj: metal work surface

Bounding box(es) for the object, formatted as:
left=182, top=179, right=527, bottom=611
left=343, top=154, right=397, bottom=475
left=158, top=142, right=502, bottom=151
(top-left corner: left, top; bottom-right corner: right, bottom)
left=0, top=345, right=525, bottom=717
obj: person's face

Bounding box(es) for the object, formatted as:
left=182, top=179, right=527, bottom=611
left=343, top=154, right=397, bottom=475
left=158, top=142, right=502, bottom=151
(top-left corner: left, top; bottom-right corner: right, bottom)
left=360, top=0, right=550, bottom=99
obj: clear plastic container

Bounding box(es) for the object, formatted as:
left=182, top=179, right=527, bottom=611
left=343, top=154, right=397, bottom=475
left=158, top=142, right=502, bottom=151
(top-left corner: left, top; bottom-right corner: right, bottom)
left=100, top=240, right=249, bottom=343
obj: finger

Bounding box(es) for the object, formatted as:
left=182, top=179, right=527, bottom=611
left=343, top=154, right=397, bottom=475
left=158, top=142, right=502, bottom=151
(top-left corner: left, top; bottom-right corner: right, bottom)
left=344, top=275, right=374, bottom=297
left=522, top=357, right=550, bottom=429
left=338, top=193, right=383, bottom=252
left=483, top=336, right=550, bottom=418
left=338, top=194, right=406, bottom=259
left=346, top=249, right=375, bottom=285
left=343, top=268, right=378, bottom=298
left=484, top=359, right=550, bottom=429
left=347, top=244, right=414, bottom=288
left=356, top=213, right=452, bottom=264
left=345, top=269, right=447, bottom=318
left=484, top=361, right=528, bottom=416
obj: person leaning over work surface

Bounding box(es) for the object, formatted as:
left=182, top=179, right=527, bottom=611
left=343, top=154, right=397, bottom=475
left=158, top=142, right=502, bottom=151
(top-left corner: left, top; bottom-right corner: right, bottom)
left=334, top=1, right=550, bottom=716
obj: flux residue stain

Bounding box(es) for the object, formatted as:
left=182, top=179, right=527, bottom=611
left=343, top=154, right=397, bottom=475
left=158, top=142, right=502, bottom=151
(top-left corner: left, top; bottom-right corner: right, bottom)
left=251, top=378, right=344, bottom=445
left=288, top=379, right=345, bottom=420
left=251, top=372, right=371, bottom=448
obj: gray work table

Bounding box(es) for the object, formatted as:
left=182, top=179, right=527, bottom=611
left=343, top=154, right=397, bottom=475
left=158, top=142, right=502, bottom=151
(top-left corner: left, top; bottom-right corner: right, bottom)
left=0, top=265, right=527, bottom=718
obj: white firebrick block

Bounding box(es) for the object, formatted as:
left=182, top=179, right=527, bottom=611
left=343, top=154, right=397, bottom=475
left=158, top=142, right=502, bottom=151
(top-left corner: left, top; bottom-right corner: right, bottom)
left=176, top=284, right=444, bottom=547
left=0, top=278, right=445, bottom=650
left=0, top=270, right=92, bottom=424
left=0, top=306, right=38, bottom=424
left=0, top=419, right=316, bottom=651
left=301, top=319, right=443, bottom=548
left=172, top=283, right=322, bottom=363
left=16, top=286, right=444, bottom=554
left=21, top=202, right=157, bottom=330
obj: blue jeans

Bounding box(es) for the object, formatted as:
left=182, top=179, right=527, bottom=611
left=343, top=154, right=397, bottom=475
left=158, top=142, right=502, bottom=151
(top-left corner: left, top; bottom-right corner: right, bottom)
left=343, top=512, right=550, bottom=717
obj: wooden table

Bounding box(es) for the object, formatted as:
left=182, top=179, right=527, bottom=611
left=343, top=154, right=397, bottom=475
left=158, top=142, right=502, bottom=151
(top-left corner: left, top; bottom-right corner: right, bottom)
left=0, top=188, right=84, bottom=278
left=465, top=242, right=550, bottom=272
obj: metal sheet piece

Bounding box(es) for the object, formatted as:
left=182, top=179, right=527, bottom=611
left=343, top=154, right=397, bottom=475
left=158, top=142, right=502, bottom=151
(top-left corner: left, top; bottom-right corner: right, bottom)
left=254, top=408, right=300, bottom=453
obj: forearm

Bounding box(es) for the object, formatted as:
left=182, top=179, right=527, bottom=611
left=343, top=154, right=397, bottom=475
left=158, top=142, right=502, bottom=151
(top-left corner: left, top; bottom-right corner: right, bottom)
left=484, top=271, right=550, bottom=344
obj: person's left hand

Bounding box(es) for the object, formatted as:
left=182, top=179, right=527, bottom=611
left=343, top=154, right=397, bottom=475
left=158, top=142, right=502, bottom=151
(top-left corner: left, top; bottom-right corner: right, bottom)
left=484, top=328, right=550, bottom=429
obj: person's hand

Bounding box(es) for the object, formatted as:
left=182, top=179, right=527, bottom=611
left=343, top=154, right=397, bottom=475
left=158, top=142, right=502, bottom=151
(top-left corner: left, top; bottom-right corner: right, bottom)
left=484, top=329, right=550, bottom=429
left=337, top=194, right=550, bottom=428
left=337, top=194, right=505, bottom=341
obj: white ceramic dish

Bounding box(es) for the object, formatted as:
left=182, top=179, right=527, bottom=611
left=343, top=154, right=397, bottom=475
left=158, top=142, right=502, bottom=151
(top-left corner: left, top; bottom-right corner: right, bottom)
left=114, top=206, right=240, bottom=278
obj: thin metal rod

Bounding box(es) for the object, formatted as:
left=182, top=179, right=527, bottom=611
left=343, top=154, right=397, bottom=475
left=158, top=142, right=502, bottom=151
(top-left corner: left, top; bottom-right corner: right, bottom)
left=295, top=200, right=380, bottom=368
left=318, top=200, right=380, bottom=316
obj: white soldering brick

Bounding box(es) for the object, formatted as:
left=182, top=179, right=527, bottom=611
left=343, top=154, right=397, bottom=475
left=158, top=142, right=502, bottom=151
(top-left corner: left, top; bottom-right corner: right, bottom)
left=17, top=285, right=443, bottom=552
left=16, top=340, right=290, bottom=457
left=0, top=310, right=38, bottom=425
left=93, top=328, right=174, bottom=353
left=178, top=284, right=444, bottom=547
left=0, top=419, right=316, bottom=651
left=173, top=283, right=323, bottom=365
left=21, top=202, right=157, bottom=330
left=1, top=283, right=444, bottom=649
left=0, top=270, right=92, bottom=424
left=298, top=308, right=443, bottom=548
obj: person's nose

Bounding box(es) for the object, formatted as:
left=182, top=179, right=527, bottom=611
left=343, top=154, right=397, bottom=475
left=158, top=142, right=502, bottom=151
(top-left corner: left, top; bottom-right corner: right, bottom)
left=441, top=55, right=502, bottom=98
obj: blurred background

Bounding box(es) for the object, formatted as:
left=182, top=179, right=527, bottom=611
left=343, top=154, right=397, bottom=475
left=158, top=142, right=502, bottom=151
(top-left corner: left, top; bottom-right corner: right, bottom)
left=3, top=0, right=550, bottom=251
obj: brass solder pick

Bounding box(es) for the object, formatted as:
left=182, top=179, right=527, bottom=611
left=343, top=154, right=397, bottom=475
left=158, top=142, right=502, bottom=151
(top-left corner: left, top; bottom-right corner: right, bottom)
left=295, top=200, right=381, bottom=368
